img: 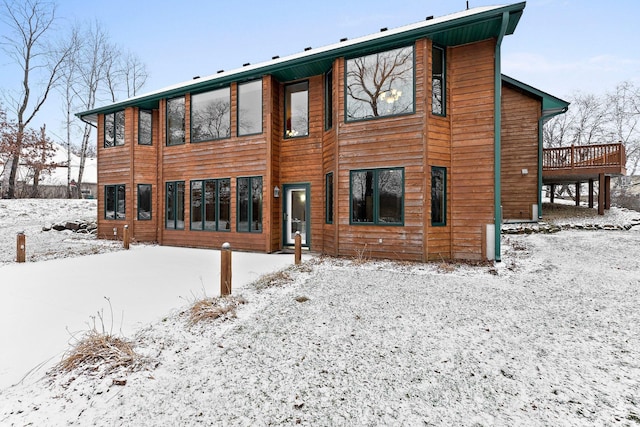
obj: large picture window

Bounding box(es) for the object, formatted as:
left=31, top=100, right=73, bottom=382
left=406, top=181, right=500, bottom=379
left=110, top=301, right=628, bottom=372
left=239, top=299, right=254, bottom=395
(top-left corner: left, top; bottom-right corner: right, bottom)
left=237, top=176, right=262, bottom=232
left=165, top=181, right=185, bottom=229
left=346, top=46, right=414, bottom=121
left=166, top=97, right=185, bottom=145
left=238, top=80, right=263, bottom=136
left=104, top=110, right=125, bottom=148
left=105, top=184, right=125, bottom=219
left=190, top=178, right=231, bottom=231
left=350, top=168, right=403, bottom=225
left=285, top=81, right=309, bottom=138
left=432, top=45, right=446, bottom=116
left=431, top=166, right=446, bottom=226
left=137, top=184, right=152, bottom=220
left=138, top=110, right=152, bottom=145
left=191, top=87, right=231, bottom=142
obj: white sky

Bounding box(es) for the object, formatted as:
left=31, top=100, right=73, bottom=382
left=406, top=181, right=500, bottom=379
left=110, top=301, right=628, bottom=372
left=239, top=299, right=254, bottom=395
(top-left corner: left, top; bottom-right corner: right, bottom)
left=1, top=0, right=639, bottom=144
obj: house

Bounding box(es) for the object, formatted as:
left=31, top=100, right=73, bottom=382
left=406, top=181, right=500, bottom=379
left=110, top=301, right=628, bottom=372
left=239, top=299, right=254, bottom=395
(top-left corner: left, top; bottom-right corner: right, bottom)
left=77, top=1, right=570, bottom=262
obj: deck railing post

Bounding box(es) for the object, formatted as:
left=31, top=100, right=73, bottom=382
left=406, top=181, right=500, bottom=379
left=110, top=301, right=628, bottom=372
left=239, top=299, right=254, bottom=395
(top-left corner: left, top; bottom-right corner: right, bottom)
left=221, top=242, right=232, bottom=296
left=294, top=231, right=302, bottom=265
left=570, top=144, right=575, bottom=169
left=16, top=231, right=26, bottom=263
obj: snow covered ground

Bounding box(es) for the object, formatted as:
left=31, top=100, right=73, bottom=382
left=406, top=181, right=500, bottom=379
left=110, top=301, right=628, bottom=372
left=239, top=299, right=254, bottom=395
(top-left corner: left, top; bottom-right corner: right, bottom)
left=1, top=199, right=639, bottom=425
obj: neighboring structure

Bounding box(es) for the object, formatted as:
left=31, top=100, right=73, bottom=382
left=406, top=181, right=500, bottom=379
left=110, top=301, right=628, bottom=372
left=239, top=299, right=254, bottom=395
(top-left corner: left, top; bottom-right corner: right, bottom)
left=78, top=2, right=571, bottom=262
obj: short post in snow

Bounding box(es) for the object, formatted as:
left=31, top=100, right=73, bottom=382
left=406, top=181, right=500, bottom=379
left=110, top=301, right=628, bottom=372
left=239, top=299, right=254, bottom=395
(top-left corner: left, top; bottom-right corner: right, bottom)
left=16, top=231, right=26, bottom=263
left=123, top=225, right=130, bottom=250
left=294, top=231, right=302, bottom=265
left=221, top=242, right=232, bottom=296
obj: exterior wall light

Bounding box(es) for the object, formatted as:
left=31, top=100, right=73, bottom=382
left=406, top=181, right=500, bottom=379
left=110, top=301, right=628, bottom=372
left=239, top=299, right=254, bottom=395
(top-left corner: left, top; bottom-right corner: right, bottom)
left=274, top=186, right=280, bottom=198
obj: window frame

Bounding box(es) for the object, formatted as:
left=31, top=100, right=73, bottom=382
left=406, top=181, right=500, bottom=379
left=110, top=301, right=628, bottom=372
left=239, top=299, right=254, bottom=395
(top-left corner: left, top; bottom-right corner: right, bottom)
left=344, top=45, right=416, bottom=123
left=104, top=184, right=126, bottom=220
left=284, top=81, right=309, bottom=139
left=349, top=167, right=404, bottom=226
left=165, top=181, right=185, bottom=230
left=431, top=166, right=447, bottom=226
left=325, top=69, right=333, bottom=131
left=138, top=109, right=153, bottom=145
left=166, top=96, right=185, bottom=146
left=431, top=45, right=446, bottom=117
left=325, top=172, right=334, bottom=224
left=189, top=178, right=231, bottom=232
left=137, top=184, right=152, bottom=221
left=190, top=86, right=231, bottom=143
left=236, top=176, right=263, bottom=233
left=103, top=110, right=125, bottom=148
left=237, top=79, right=263, bottom=137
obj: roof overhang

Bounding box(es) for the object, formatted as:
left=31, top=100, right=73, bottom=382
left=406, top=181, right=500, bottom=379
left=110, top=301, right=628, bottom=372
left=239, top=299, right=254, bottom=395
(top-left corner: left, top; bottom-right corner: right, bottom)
left=78, top=2, right=526, bottom=124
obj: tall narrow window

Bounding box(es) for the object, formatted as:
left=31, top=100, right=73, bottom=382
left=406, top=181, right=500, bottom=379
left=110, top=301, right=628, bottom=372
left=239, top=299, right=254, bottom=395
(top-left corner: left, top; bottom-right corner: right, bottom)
left=326, top=172, right=334, bottom=224
left=104, top=110, right=125, bottom=147
left=165, top=181, right=185, bottom=229
left=105, top=184, right=125, bottom=219
left=237, top=176, right=262, bottom=232
left=431, top=166, right=446, bottom=226
left=191, top=87, right=231, bottom=142
left=137, top=184, right=152, bottom=220
left=325, top=70, right=333, bottom=130
left=432, top=45, right=446, bottom=116
left=285, top=81, right=308, bottom=138
left=350, top=168, right=403, bottom=225
left=190, top=178, right=231, bottom=231
left=166, top=97, right=185, bottom=145
left=346, top=46, right=414, bottom=121
left=238, top=80, right=263, bottom=136
left=138, top=110, right=152, bottom=145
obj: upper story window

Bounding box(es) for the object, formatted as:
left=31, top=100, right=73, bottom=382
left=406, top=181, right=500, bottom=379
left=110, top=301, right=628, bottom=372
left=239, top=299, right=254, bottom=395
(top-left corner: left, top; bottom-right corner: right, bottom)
left=166, top=96, right=185, bottom=146
left=325, top=69, right=333, bottom=130
left=285, top=81, right=309, bottom=138
left=346, top=46, right=414, bottom=122
left=104, top=110, right=125, bottom=148
left=432, top=45, right=446, bottom=116
left=238, top=80, right=263, bottom=136
left=191, top=87, right=231, bottom=142
left=138, top=110, right=152, bottom=145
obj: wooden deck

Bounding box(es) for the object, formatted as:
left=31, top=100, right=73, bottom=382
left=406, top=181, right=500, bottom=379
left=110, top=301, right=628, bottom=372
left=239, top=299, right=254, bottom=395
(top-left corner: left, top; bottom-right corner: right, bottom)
left=542, top=143, right=626, bottom=184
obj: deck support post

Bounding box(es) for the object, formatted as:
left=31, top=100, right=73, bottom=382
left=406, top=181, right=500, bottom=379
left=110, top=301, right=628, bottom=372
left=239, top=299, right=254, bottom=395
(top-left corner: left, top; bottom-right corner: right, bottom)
left=598, top=173, right=605, bottom=215
left=588, top=179, right=594, bottom=208
left=221, top=242, right=232, bottom=296
left=575, top=182, right=580, bottom=206
left=605, top=176, right=611, bottom=210
left=550, top=184, right=555, bottom=203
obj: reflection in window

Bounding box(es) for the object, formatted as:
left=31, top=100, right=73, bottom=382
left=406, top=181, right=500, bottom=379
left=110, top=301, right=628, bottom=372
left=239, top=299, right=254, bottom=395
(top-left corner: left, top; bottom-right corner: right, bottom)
left=326, top=172, right=334, bottom=224
left=166, top=97, right=185, bottom=145
left=431, top=166, right=446, bottom=225
left=137, top=184, right=152, bottom=220
left=238, top=80, right=262, bottom=136
left=346, top=46, right=414, bottom=121
left=105, top=184, right=126, bottom=219
left=166, top=181, right=185, bottom=229
left=138, top=110, right=152, bottom=145
left=190, top=178, right=231, bottom=231
left=350, top=168, right=403, bottom=225
left=285, top=81, right=308, bottom=138
left=237, top=176, right=262, bottom=232
left=191, top=88, right=231, bottom=142
left=432, top=46, right=445, bottom=116
left=104, top=110, right=125, bottom=147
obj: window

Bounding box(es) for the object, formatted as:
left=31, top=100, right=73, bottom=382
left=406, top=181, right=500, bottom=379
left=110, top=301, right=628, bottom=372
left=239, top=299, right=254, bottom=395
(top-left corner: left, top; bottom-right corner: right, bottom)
left=326, top=172, right=334, bottom=224
left=285, top=81, right=308, bottom=138
left=238, top=80, right=263, bottom=136
left=237, top=176, right=262, bottom=232
left=431, top=166, right=446, bottom=226
left=137, top=184, right=152, bottom=220
left=104, top=110, right=125, bottom=147
left=166, top=97, right=185, bottom=145
left=138, top=110, right=152, bottom=145
left=346, top=46, right=414, bottom=121
left=165, top=181, right=185, bottom=229
left=105, top=184, right=125, bottom=219
left=325, top=70, right=333, bottom=130
left=190, top=178, right=231, bottom=231
left=191, top=87, right=231, bottom=142
left=432, top=45, right=445, bottom=116
left=350, top=168, right=403, bottom=225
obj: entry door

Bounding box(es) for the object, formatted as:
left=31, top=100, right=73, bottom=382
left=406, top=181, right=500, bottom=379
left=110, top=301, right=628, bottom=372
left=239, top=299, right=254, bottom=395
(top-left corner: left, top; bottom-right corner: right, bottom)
left=284, top=185, right=309, bottom=246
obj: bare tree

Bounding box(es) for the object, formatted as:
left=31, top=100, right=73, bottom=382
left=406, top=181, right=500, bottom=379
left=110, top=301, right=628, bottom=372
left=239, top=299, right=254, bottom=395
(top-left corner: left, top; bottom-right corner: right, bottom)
left=0, top=0, right=71, bottom=198
left=606, top=81, right=639, bottom=175
left=23, top=124, right=56, bottom=197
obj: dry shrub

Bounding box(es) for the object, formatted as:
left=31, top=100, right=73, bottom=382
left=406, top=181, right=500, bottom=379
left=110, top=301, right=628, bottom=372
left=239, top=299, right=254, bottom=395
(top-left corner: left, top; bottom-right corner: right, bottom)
left=253, top=270, right=294, bottom=290
left=352, top=244, right=371, bottom=265
left=189, top=295, right=247, bottom=326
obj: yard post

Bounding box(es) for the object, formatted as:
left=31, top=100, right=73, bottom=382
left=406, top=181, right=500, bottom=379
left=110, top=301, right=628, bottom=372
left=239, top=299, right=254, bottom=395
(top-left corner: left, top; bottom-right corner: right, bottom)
left=16, top=231, right=26, bottom=263
left=123, top=225, right=130, bottom=250
left=221, top=242, right=232, bottom=296
left=294, top=231, right=302, bottom=265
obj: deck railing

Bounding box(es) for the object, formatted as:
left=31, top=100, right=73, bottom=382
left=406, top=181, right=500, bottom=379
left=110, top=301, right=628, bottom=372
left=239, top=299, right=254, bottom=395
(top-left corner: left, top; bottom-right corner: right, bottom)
left=543, top=143, right=626, bottom=171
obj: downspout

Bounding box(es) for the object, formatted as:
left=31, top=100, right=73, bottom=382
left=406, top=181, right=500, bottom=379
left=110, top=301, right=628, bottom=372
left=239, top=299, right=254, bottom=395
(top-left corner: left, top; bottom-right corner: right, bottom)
left=537, top=107, right=569, bottom=219
left=494, top=12, right=509, bottom=262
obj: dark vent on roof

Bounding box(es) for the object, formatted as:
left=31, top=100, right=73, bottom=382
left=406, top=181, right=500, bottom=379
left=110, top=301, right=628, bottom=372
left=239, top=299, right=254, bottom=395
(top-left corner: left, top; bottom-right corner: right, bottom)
left=217, top=70, right=224, bottom=74
left=304, top=47, right=312, bottom=51
left=426, top=15, right=434, bottom=20
left=272, top=55, right=280, bottom=59
left=243, top=63, right=250, bottom=67
left=380, top=27, right=388, bottom=32
left=192, top=76, right=200, bottom=80
left=340, top=37, right=348, bottom=42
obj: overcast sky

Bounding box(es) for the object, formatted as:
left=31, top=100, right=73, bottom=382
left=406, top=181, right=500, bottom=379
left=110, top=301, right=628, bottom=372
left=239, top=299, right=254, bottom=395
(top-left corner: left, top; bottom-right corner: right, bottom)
left=1, top=0, right=638, bottom=143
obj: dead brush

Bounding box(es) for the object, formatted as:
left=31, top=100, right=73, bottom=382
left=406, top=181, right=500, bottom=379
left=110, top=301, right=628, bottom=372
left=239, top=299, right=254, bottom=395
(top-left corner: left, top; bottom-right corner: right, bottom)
left=188, top=295, right=247, bottom=326
left=253, top=269, right=294, bottom=290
